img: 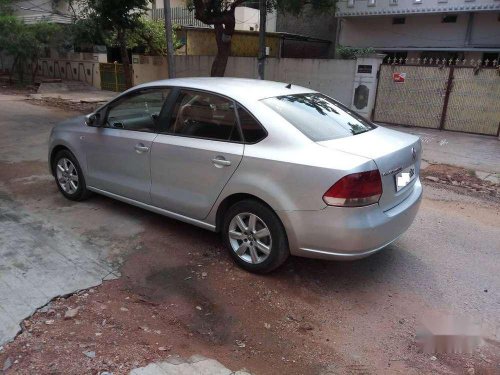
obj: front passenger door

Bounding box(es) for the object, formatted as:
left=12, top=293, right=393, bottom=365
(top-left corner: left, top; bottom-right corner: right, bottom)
left=85, top=88, right=171, bottom=203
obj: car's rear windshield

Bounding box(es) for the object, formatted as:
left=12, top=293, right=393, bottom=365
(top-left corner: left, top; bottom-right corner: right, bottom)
left=261, top=93, right=376, bottom=141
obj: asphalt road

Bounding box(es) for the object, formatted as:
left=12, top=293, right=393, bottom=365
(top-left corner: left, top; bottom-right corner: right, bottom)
left=0, top=94, right=499, bottom=374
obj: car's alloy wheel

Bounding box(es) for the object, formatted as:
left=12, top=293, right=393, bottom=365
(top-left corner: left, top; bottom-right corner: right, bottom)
left=56, top=157, right=79, bottom=195
left=228, top=212, right=272, bottom=264
left=223, top=200, right=289, bottom=273
left=52, top=149, right=91, bottom=201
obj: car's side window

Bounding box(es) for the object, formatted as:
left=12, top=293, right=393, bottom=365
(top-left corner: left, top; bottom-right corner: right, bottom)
left=105, top=88, right=171, bottom=132
left=237, top=105, right=267, bottom=143
left=165, top=89, right=241, bottom=142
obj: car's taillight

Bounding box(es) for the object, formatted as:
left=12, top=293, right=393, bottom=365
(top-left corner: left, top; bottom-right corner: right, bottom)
left=323, top=170, right=382, bottom=207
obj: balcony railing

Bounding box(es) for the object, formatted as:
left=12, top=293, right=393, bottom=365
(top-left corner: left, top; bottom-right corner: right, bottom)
left=151, top=7, right=210, bottom=28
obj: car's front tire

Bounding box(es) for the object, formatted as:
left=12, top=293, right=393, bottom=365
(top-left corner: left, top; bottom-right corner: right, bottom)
left=52, top=149, right=91, bottom=201
left=222, top=200, right=289, bottom=273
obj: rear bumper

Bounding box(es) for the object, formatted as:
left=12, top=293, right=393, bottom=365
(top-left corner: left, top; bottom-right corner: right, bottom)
left=277, top=179, right=422, bottom=261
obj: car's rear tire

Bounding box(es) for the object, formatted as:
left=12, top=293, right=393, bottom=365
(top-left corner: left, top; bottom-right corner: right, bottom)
left=222, top=199, right=289, bottom=273
left=52, top=149, right=91, bottom=201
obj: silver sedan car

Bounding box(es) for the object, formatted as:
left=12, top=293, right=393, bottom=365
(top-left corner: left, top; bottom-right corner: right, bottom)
left=49, top=78, right=422, bottom=273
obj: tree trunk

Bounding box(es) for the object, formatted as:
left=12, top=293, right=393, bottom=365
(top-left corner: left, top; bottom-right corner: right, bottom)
left=211, top=24, right=233, bottom=77
left=118, top=30, right=133, bottom=89
left=9, top=55, right=18, bottom=84
left=31, top=58, right=39, bottom=84
left=192, top=2, right=236, bottom=78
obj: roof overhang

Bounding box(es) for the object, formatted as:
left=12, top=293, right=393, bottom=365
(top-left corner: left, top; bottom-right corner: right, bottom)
left=337, top=4, right=500, bottom=17
left=373, top=47, right=500, bottom=52
left=17, top=14, right=73, bottom=24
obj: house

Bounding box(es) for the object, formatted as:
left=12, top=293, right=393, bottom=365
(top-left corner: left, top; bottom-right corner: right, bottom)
left=174, top=26, right=331, bottom=59
left=276, top=5, right=337, bottom=57
left=336, top=0, right=500, bottom=63
left=10, top=0, right=73, bottom=24
left=150, top=1, right=335, bottom=56
left=149, top=0, right=277, bottom=32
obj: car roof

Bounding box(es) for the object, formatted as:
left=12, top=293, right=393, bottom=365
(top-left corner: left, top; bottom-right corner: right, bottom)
left=134, top=77, right=316, bottom=103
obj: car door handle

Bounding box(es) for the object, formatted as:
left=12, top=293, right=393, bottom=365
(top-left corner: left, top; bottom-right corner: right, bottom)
left=212, top=157, right=231, bottom=167
left=135, top=144, right=150, bottom=154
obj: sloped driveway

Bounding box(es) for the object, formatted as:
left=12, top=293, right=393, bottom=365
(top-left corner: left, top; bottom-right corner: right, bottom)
left=0, top=95, right=118, bottom=344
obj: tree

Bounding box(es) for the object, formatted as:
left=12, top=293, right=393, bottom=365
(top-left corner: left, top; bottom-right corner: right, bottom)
left=71, top=15, right=182, bottom=57
left=336, top=45, right=375, bottom=60
left=0, top=0, right=13, bottom=15
left=188, top=0, right=336, bottom=77
left=116, top=17, right=183, bottom=56
left=76, top=0, right=150, bottom=88
left=0, top=14, right=61, bottom=83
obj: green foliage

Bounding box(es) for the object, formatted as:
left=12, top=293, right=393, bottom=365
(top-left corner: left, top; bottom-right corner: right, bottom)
left=70, top=17, right=107, bottom=48
left=0, top=15, right=61, bottom=82
left=0, top=0, right=13, bottom=15
left=336, top=45, right=376, bottom=59
left=107, top=17, right=183, bottom=55
left=77, top=0, right=149, bottom=31
left=69, top=14, right=181, bottom=56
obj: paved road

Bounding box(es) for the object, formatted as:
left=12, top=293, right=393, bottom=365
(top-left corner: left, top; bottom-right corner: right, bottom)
left=0, top=95, right=118, bottom=344
left=0, top=95, right=498, bottom=374
left=385, top=124, right=500, bottom=174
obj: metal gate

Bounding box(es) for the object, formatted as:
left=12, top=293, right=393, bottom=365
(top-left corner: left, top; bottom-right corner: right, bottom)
left=374, top=65, right=450, bottom=129
left=374, top=62, right=500, bottom=136
left=99, top=63, right=126, bottom=92
left=444, top=68, right=500, bottom=135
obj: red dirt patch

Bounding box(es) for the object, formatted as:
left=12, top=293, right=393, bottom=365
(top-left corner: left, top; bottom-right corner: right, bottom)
left=421, top=164, right=499, bottom=198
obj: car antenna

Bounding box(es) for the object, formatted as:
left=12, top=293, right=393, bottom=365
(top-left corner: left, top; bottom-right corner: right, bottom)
left=285, top=83, right=292, bottom=89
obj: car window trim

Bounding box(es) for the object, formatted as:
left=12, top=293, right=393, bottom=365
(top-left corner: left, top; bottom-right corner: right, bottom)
left=101, top=86, right=175, bottom=134
left=235, top=103, right=269, bottom=145
left=158, top=87, right=245, bottom=144
left=157, top=86, right=268, bottom=145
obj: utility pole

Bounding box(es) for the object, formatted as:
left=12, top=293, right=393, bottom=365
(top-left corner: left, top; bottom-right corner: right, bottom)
left=258, top=0, right=266, bottom=80
left=163, top=0, right=175, bottom=78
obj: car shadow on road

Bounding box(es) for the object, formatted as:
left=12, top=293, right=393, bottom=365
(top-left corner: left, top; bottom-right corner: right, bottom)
left=84, top=193, right=437, bottom=300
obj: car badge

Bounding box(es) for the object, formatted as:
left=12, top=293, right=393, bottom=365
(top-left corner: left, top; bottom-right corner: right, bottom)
left=412, top=147, right=417, bottom=161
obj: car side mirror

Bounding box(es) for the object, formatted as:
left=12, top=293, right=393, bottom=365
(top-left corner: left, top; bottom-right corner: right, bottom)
left=85, top=113, right=101, bottom=127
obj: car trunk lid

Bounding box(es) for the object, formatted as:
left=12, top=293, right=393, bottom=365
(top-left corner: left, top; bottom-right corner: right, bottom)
left=318, top=126, right=422, bottom=211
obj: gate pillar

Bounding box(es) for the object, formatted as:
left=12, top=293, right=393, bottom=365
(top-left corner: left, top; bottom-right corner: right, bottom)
left=350, top=55, right=385, bottom=120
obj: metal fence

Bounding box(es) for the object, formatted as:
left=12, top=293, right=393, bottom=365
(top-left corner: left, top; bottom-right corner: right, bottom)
left=385, top=57, right=499, bottom=68
left=151, top=7, right=209, bottom=28
left=374, top=62, right=500, bottom=136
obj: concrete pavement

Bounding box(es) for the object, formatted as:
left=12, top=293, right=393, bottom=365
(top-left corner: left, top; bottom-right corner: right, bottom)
left=31, top=81, right=117, bottom=104
left=0, top=94, right=118, bottom=345
left=385, top=124, right=500, bottom=174
left=130, top=355, right=251, bottom=375
left=0, top=194, right=117, bottom=344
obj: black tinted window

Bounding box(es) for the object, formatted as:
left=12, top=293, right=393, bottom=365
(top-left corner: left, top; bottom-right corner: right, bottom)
left=237, top=106, right=267, bottom=143
left=166, top=90, right=240, bottom=142
left=106, top=89, right=170, bottom=132
left=261, top=93, right=376, bottom=141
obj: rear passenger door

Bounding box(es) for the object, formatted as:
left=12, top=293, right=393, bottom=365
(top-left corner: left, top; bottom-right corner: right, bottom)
left=151, top=89, right=244, bottom=220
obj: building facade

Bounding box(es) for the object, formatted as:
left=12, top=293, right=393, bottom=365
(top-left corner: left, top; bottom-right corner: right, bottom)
left=11, top=0, right=74, bottom=24
left=150, top=0, right=277, bottom=32
left=336, top=0, right=500, bottom=62
left=150, top=1, right=336, bottom=56
left=276, top=5, right=337, bottom=57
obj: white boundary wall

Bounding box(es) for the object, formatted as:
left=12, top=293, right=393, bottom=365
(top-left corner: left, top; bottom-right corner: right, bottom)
left=132, top=55, right=358, bottom=106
